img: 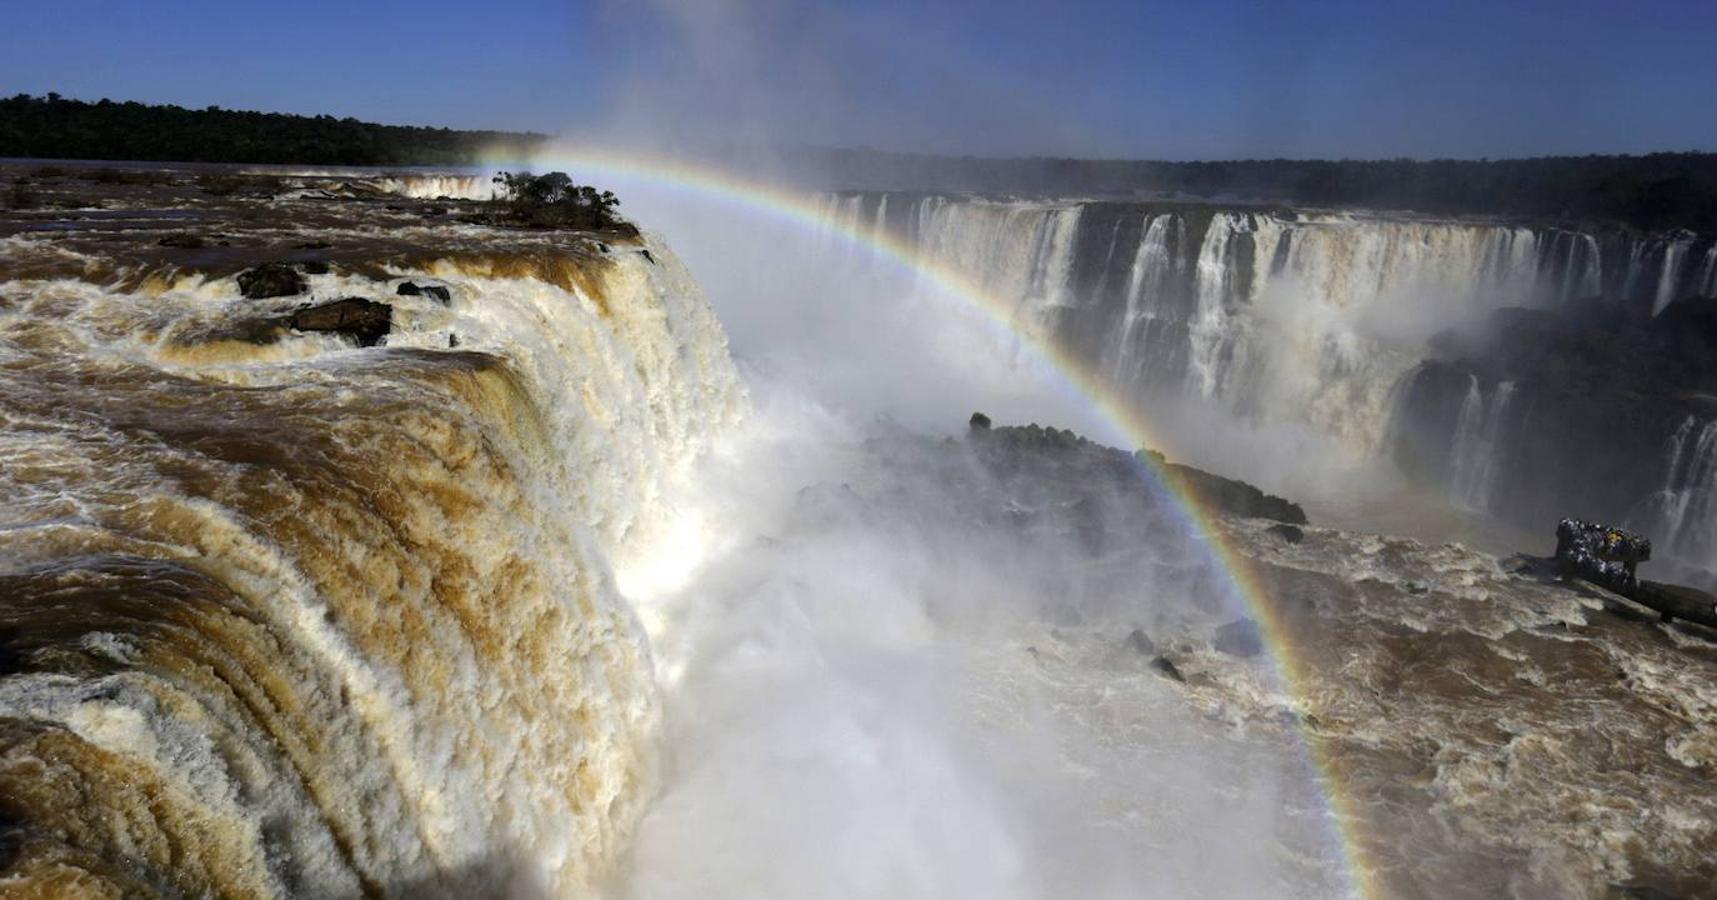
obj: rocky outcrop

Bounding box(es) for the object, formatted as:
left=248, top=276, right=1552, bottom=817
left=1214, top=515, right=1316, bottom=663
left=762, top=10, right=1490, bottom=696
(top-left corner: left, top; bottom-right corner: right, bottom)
left=1149, top=451, right=1307, bottom=525
left=965, top=416, right=1307, bottom=528
left=237, top=262, right=307, bottom=299
left=286, top=298, right=392, bottom=347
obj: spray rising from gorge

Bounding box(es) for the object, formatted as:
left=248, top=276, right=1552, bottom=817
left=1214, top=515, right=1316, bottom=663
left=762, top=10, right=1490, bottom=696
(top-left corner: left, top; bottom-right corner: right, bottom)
left=1, top=148, right=1715, bottom=900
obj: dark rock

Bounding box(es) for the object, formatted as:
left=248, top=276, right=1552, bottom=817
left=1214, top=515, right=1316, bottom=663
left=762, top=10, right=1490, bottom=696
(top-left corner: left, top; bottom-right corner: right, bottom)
left=293, top=240, right=333, bottom=250
left=969, top=411, right=992, bottom=431
left=448, top=333, right=460, bottom=348
left=287, top=298, right=392, bottom=347
left=1631, top=580, right=1717, bottom=630
left=157, top=233, right=205, bottom=249
left=236, top=263, right=306, bottom=299
left=396, top=282, right=452, bottom=304
left=1164, top=461, right=1307, bottom=525
left=300, top=260, right=330, bottom=276
left=1149, top=656, right=1185, bottom=682
left=1125, top=628, right=1157, bottom=656
left=1214, top=620, right=1264, bottom=658
left=1267, top=523, right=1304, bottom=544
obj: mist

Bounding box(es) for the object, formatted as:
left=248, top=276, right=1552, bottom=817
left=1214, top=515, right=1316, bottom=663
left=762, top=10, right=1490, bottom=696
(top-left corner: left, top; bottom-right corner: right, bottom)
left=536, top=6, right=1368, bottom=891
left=497, top=1, right=1692, bottom=895
left=611, top=377, right=1351, bottom=898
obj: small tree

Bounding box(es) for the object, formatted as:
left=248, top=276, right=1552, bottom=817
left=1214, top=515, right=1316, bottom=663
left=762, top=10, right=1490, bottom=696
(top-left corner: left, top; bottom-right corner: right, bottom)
left=491, top=171, right=622, bottom=229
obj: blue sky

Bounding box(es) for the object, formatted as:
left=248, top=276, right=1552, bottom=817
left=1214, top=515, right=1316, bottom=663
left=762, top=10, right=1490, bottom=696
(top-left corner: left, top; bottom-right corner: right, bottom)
left=4, top=0, right=1715, bottom=159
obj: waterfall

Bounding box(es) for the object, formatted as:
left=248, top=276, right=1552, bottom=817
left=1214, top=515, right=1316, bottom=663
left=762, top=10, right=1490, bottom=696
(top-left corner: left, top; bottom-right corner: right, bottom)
left=1105, top=214, right=1178, bottom=388
left=813, top=190, right=1710, bottom=510
left=1187, top=212, right=1252, bottom=400
left=0, top=238, right=745, bottom=896
left=1652, top=238, right=1694, bottom=315
left=1697, top=244, right=1717, bottom=297
left=368, top=174, right=498, bottom=200
left=1650, top=417, right=1717, bottom=570
left=817, top=194, right=1701, bottom=446
left=1448, top=380, right=1516, bottom=510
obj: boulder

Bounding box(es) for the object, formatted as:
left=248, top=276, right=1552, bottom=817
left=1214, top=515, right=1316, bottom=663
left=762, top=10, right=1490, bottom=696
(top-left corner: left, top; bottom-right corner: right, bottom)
left=969, top=411, right=992, bottom=431
left=237, top=263, right=306, bottom=299
left=287, top=298, right=392, bottom=347
left=397, top=281, right=452, bottom=304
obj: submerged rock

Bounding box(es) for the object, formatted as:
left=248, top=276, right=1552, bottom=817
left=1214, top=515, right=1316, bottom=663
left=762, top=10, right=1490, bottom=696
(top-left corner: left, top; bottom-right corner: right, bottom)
left=157, top=233, right=205, bottom=249
left=1214, top=619, right=1264, bottom=658
left=1149, top=655, right=1185, bottom=682
left=1125, top=628, right=1157, bottom=656
left=287, top=298, right=392, bottom=347
left=1267, top=523, right=1305, bottom=544
left=237, top=262, right=306, bottom=299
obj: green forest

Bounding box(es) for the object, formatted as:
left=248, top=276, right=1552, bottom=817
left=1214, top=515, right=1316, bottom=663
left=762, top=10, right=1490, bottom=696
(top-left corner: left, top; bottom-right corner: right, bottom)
left=799, top=147, right=1717, bottom=232
left=0, top=94, right=547, bottom=166
left=4, top=93, right=1715, bottom=230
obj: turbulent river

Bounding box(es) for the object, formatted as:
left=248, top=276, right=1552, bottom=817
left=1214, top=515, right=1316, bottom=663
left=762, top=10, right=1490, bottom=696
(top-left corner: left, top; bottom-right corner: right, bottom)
left=0, top=166, right=1713, bottom=900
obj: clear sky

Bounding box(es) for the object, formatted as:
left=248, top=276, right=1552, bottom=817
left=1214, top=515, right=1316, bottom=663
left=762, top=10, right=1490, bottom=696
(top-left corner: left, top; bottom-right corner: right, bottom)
left=4, top=0, right=1716, bottom=159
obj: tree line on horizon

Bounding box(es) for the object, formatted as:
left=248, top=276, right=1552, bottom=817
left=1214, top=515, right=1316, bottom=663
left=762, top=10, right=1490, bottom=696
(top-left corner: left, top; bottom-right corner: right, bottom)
left=0, top=94, right=548, bottom=167
left=795, top=147, right=1717, bottom=232
left=3, top=93, right=1714, bottom=231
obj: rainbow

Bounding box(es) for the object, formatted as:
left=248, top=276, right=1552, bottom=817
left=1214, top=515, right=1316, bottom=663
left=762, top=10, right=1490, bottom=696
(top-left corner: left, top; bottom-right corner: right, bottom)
left=507, top=144, right=1378, bottom=898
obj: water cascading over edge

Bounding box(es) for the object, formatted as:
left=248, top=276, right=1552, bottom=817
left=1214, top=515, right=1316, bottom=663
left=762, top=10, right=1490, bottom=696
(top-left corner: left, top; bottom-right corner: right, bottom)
left=0, top=220, right=744, bottom=897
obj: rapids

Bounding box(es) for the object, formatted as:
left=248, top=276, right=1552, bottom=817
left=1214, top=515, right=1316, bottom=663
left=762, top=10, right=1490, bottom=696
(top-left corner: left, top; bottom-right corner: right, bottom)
left=0, top=169, right=743, bottom=896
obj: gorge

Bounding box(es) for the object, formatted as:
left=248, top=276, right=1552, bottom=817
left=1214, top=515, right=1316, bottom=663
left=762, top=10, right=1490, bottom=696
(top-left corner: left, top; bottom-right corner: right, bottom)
left=0, top=163, right=1713, bottom=900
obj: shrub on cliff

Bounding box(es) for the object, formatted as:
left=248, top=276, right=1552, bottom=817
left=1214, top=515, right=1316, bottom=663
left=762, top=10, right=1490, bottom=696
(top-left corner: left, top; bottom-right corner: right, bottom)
left=489, top=171, right=628, bottom=231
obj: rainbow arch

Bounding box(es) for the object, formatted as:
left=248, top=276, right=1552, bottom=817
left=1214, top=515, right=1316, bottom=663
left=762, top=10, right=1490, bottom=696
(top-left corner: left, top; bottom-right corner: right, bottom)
left=509, top=144, right=1377, bottom=899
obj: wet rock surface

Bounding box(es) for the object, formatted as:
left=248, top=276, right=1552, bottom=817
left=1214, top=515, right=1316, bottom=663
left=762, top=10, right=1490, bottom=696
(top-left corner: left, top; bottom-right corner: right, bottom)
left=397, top=281, right=451, bottom=303
left=965, top=416, right=1307, bottom=528
left=286, top=298, right=393, bottom=347
left=237, top=262, right=308, bottom=299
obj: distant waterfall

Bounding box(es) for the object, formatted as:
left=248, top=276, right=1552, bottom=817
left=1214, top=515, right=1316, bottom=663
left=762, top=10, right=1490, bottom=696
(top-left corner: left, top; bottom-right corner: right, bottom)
left=1448, top=379, right=1516, bottom=511
left=819, top=190, right=1717, bottom=576
left=819, top=193, right=1703, bottom=459
left=1652, top=237, right=1695, bottom=315
left=1645, top=417, right=1717, bottom=571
